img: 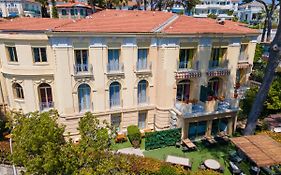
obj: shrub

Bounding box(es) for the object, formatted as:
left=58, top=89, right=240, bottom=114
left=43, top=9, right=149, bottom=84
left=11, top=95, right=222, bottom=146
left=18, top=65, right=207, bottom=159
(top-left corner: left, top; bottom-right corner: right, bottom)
left=127, top=125, right=141, bottom=148
left=145, top=128, right=181, bottom=150
left=157, top=164, right=179, bottom=175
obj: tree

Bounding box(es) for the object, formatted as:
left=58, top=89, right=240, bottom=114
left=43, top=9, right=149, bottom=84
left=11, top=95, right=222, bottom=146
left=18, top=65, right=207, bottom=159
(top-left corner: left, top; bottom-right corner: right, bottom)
left=35, top=0, right=49, bottom=17
left=9, top=110, right=65, bottom=174
left=244, top=5, right=281, bottom=135
left=257, top=0, right=280, bottom=42
left=185, top=0, right=200, bottom=15
left=78, top=112, right=112, bottom=152
left=51, top=0, right=58, bottom=18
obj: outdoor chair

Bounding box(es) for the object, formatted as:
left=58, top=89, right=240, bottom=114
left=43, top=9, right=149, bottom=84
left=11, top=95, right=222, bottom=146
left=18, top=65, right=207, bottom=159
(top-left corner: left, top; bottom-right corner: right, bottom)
left=219, top=166, right=224, bottom=173
left=229, top=161, right=242, bottom=174
left=175, top=142, right=181, bottom=148
left=182, top=146, right=188, bottom=152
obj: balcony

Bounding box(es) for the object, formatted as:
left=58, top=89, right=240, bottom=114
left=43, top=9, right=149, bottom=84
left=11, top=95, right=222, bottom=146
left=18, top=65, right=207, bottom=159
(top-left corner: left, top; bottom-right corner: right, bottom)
left=138, top=96, right=150, bottom=105
left=106, top=63, right=124, bottom=77
left=135, top=61, right=152, bottom=75
left=207, top=60, right=230, bottom=77
left=174, top=98, right=239, bottom=118
left=73, top=64, right=93, bottom=78
left=39, top=101, right=54, bottom=111
left=110, top=99, right=122, bottom=109
left=175, top=60, right=201, bottom=79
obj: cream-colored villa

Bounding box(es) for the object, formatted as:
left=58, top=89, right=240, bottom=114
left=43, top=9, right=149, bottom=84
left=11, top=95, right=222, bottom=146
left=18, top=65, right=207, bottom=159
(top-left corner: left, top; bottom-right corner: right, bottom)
left=0, top=10, right=259, bottom=140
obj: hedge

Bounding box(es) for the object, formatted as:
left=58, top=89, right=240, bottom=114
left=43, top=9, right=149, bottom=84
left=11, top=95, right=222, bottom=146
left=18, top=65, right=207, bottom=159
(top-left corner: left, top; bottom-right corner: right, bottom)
left=127, top=125, right=141, bottom=148
left=145, top=128, right=181, bottom=150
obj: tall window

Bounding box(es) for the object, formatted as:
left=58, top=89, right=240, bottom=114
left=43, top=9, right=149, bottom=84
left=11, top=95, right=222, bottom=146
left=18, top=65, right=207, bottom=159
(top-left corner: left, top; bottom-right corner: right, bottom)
left=208, top=77, right=220, bottom=96
left=78, top=84, right=91, bottom=112
left=80, top=9, right=85, bottom=16
left=137, top=49, right=148, bottom=70
left=33, top=48, right=47, bottom=62
left=111, top=114, right=121, bottom=132
left=108, top=49, right=120, bottom=71
left=176, top=80, right=190, bottom=102
left=61, top=9, right=67, bottom=15
left=239, top=44, right=248, bottom=61
left=13, top=83, right=24, bottom=99
left=138, top=80, right=148, bottom=104
left=70, top=9, right=74, bottom=15
left=188, top=121, right=207, bottom=140
left=138, top=112, right=147, bottom=129
left=109, top=82, right=121, bottom=107
left=179, top=49, right=194, bottom=69
left=75, top=50, right=88, bottom=72
left=38, top=83, right=53, bottom=110
left=6, top=46, right=18, bottom=62
left=210, top=48, right=227, bottom=68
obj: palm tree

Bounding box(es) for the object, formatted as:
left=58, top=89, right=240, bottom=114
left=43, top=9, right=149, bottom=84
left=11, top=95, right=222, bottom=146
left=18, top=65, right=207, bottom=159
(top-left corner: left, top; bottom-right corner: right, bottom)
left=35, top=0, right=49, bottom=17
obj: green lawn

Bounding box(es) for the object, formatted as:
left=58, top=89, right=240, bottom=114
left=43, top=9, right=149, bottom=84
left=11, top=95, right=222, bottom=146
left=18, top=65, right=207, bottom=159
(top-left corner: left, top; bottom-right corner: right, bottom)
left=111, top=138, right=145, bottom=150
left=143, top=142, right=235, bottom=175
left=111, top=140, right=251, bottom=175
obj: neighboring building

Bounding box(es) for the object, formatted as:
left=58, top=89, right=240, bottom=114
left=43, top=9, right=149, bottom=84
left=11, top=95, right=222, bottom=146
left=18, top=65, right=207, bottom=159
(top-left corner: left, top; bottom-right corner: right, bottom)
left=235, top=1, right=263, bottom=25
left=56, top=2, right=94, bottom=19
left=0, top=0, right=41, bottom=18
left=0, top=10, right=258, bottom=140
left=194, top=0, right=239, bottom=19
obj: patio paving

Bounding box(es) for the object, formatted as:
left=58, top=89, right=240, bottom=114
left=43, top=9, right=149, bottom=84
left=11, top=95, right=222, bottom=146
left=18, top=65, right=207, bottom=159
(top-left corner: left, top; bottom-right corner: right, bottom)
left=117, top=147, right=144, bottom=157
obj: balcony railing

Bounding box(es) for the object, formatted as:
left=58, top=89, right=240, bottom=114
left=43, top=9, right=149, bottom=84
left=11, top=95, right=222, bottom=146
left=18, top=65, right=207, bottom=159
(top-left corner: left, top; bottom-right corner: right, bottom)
left=138, top=96, right=150, bottom=105
left=174, top=98, right=239, bottom=118
left=39, top=101, right=54, bottom=111
left=136, top=61, right=152, bottom=72
left=208, top=60, right=229, bottom=69
left=238, top=54, right=248, bottom=62
left=110, top=98, right=121, bottom=108
left=177, top=60, right=200, bottom=71
left=74, top=64, right=93, bottom=76
left=107, top=63, right=124, bottom=73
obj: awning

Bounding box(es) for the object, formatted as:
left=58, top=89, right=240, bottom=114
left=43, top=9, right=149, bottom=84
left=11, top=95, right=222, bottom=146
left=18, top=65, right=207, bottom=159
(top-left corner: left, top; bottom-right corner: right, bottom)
left=238, top=62, right=252, bottom=69
left=175, top=71, right=201, bottom=79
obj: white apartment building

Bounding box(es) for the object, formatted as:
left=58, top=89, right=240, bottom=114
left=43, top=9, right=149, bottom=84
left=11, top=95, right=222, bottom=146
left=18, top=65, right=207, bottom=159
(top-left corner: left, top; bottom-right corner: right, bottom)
left=0, top=10, right=258, bottom=140
left=235, top=1, right=264, bottom=25
left=0, top=0, right=41, bottom=17
left=194, top=0, right=239, bottom=19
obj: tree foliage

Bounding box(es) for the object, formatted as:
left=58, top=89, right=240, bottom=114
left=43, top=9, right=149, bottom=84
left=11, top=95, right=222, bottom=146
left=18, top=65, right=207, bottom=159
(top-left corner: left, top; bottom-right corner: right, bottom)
left=10, top=110, right=65, bottom=174
left=241, top=75, right=281, bottom=119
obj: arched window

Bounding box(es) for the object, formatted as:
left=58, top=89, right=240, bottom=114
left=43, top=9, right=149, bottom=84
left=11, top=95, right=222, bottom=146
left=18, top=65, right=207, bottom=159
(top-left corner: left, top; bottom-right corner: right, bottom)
left=138, top=80, right=148, bottom=104
left=38, top=83, right=53, bottom=110
left=109, top=82, right=121, bottom=108
left=78, top=84, right=91, bottom=112
left=208, top=77, right=220, bottom=96
left=176, top=80, right=190, bottom=102
left=13, top=83, right=24, bottom=99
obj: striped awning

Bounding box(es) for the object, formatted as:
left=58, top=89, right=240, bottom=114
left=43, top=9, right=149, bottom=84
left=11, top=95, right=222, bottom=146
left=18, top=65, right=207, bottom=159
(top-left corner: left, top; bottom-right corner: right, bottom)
left=206, top=69, right=230, bottom=77
left=175, top=71, right=201, bottom=79
left=238, top=62, right=252, bottom=69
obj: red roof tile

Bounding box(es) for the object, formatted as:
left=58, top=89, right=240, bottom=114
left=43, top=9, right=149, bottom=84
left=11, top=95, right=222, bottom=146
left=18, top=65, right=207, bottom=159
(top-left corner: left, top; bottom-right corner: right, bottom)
left=0, top=18, right=74, bottom=31
left=54, top=9, right=175, bottom=33
left=0, top=11, right=259, bottom=35
left=163, top=15, right=259, bottom=35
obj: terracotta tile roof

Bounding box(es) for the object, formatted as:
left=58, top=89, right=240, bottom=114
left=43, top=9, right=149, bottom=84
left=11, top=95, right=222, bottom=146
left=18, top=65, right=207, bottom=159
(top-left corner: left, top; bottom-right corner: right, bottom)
left=54, top=9, right=175, bottom=33
left=0, top=18, right=74, bottom=32
left=163, top=15, right=259, bottom=35
left=56, top=2, right=92, bottom=9
left=0, top=10, right=259, bottom=35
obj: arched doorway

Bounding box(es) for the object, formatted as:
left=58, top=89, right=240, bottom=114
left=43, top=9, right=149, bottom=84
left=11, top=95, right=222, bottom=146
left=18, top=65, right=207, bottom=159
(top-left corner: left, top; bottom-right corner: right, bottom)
left=78, top=84, right=91, bottom=112
left=38, top=83, right=53, bottom=110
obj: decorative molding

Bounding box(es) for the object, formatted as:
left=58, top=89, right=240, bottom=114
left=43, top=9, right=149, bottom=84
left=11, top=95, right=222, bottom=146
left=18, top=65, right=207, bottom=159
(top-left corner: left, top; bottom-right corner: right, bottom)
left=11, top=78, right=23, bottom=84
left=89, top=37, right=106, bottom=48
left=175, top=71, right=201, bottom=79
left=50, top=38, right=72, bottom=48
left=33, top=78, right=53, bottom=85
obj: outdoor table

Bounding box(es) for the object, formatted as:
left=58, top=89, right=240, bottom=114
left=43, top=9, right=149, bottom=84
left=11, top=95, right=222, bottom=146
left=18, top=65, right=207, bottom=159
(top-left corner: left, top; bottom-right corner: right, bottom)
left=204, top=159, right=220, bottom=170
left=166, top=155, right=192, bottom=169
